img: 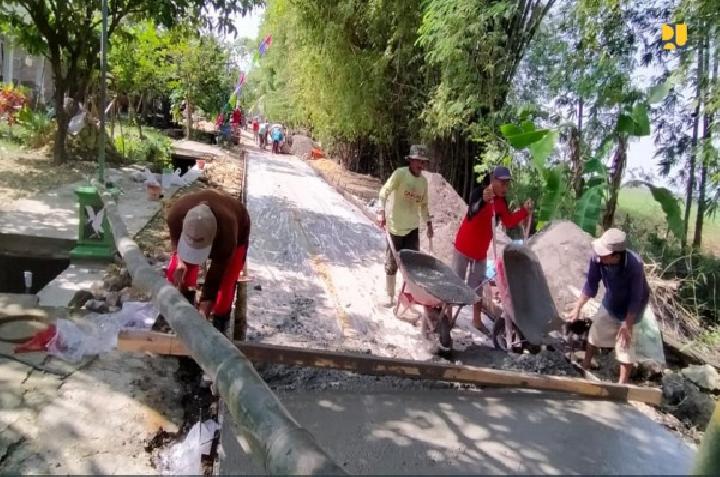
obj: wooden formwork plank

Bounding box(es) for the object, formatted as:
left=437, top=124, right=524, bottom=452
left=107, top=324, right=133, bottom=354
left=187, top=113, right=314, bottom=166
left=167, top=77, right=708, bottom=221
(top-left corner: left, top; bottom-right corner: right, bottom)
left=117, top=330, right=662, bottom=405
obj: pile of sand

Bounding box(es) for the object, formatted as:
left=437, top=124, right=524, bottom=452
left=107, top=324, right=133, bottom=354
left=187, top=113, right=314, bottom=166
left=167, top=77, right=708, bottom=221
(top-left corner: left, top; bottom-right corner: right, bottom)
left=417, top=172, right=467, bottom=266
left=527, top=220, right=595, bottom=314
left=290, top=134, right=314, bottom=157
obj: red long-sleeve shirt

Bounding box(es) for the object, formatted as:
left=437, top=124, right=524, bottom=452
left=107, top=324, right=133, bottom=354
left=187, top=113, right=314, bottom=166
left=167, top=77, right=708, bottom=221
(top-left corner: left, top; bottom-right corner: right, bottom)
left=454, top=195, right=528, bottom=261
left=168, top=190, right=250, bottom=304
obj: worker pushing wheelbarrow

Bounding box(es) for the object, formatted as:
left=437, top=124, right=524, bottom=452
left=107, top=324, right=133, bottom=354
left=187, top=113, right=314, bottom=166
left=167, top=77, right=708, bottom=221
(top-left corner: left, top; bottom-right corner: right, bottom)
left=452, top=166, right=561, bottom=352
left=387, top=235, right=476, bottom=351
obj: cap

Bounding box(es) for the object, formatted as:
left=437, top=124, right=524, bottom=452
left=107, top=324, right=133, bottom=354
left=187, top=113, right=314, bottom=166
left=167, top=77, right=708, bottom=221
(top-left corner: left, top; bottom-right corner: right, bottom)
left=177, top=203, right=217, bottom=265
left=492, top=166, right=512, bottom=180
left=592, top=228, right=627, bottom=257
left=406, top=145, right=430, bottom=161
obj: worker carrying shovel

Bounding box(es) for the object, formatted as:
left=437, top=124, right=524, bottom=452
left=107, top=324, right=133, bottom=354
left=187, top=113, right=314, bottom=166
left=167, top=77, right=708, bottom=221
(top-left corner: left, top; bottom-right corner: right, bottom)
left=452, top=166, right=532, bottom=334
left=378, top=145, right=434, bottom=307
left=166, top=190, right=251, bottom=334
left=566, top=228, right=650, bottom=384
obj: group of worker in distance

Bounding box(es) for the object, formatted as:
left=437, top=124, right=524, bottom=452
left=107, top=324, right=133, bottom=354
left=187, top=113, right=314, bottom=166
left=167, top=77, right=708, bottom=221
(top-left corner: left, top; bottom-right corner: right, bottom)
left=251, top=116, right=285, bottom=153
left=164, top=143, right=648, bottom=384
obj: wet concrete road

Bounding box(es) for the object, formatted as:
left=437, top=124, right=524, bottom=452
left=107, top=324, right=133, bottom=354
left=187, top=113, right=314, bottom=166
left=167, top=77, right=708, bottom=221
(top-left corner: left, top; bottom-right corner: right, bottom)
left=221, top=388, right=695, bottom=475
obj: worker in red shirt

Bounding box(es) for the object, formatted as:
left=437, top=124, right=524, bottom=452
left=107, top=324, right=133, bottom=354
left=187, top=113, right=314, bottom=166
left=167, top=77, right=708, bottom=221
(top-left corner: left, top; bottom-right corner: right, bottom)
left=453, top=166, right=532, bottom=333
left=252, top=117, right=260, bottom=144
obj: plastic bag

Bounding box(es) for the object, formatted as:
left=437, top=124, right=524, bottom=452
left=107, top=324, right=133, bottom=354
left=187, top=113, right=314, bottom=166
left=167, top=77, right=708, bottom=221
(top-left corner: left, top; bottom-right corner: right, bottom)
left=68, top=111, right=87, bottom=135
left=162, top=168, right=173, bottom=190
left=47, top=302, right=157, bottom=362
left=115, top=301, right=157, bottom=329
left=633, top=307, right=666, bottom=365
left=48, top=315, right=123, bottom=362
left=156, top=419, right=220, bottom=475
left=144, top=167, right=160, bottom=187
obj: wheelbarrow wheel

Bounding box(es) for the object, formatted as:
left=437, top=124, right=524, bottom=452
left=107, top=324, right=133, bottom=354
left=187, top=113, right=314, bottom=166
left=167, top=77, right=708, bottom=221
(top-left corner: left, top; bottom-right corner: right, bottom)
left=492, top=317, right=524, bottom=353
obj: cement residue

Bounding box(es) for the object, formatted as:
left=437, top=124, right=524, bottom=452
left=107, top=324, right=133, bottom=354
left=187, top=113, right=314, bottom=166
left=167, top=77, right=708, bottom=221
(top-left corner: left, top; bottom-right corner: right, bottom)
left=256, top=363, right=461, bottom=393
left=502, top=350, right=580, bottom=376
left=661, top=371, right=717, bottom=432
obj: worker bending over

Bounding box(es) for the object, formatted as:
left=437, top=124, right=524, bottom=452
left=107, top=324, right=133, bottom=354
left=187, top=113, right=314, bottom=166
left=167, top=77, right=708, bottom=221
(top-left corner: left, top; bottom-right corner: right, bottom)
left=567, top=228, right=650, bottom=384
left=166, top=190, right=251, bottom=334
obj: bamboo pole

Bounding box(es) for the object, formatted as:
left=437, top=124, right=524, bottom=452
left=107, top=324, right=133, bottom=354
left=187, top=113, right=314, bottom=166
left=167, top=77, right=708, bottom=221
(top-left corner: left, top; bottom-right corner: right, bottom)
left=101, top=190, right=344, bottom=476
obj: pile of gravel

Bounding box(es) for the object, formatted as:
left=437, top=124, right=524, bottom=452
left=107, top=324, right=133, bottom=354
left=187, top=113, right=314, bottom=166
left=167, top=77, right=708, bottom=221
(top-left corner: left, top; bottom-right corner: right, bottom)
left=528, top=221, right=595, bottom=315
left=290, top=134, right=314, bottom=157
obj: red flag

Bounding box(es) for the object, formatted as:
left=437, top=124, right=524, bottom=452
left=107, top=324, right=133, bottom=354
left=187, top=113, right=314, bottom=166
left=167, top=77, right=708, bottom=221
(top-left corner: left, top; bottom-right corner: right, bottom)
left=264, top=34, right=272, bottom=47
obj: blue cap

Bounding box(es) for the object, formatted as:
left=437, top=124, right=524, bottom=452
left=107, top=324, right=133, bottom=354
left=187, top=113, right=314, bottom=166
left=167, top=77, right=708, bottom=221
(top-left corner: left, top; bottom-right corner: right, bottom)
left=492, top=166, right=512, bottom=180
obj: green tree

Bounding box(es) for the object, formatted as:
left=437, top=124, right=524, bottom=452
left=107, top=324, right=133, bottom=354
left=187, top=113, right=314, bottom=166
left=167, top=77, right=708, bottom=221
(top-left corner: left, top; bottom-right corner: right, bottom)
left=109, top=21, right=175, bottom=137
left=0, top=0, right=261, bottom=164
left=168, top=28, right=235, bottom=138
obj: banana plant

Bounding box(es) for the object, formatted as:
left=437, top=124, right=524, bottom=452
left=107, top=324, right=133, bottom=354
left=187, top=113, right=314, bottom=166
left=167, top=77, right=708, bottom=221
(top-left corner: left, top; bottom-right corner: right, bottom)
left=624, top=180, right=684, bottom=239
left=500, top=121, right=564, bottom=229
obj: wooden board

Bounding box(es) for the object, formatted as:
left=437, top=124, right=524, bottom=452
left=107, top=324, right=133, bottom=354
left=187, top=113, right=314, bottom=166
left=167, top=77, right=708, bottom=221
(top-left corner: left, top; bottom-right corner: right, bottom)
left=117, top=330, right=663, bottom=405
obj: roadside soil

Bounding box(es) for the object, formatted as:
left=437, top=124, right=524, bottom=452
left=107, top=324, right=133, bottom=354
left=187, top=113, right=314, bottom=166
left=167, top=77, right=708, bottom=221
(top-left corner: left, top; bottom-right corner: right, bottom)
left=0, top=147, right=85, bottom=202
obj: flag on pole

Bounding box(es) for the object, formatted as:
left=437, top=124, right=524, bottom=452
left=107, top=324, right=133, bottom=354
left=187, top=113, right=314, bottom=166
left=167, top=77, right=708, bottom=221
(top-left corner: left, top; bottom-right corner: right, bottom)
left=237, top=71, right=246, bottom=88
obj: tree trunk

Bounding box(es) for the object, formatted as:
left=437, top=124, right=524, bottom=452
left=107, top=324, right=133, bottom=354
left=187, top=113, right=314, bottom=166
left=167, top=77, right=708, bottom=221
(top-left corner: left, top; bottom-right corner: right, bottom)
left=683, top=28, right=706, bottom=249
left=185, top=93, right=193, bottom=139
left=109, top=96, right=116, bottom=139
left=569, top=126, right=582, bottom=198
left=52, top=71, right=69, bottom=165
left=162, top=96, right=171, bottom=127
left=602, top=134, right=627, bottom=230
left=570, top=98, right=584, bottom=198
left=693, top=30, right=716, bottom=249
left=137, top=91, right=144, bottom=138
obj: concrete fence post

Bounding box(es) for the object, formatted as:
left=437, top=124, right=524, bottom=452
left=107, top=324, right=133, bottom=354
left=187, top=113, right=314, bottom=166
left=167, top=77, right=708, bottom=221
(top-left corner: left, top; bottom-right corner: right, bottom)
left=101, top=191, right=345, bottom=475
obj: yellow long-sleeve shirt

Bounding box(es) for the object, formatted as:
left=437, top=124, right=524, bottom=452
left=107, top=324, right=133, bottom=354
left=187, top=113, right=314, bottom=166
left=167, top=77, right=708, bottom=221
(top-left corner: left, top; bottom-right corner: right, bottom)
left=379, top=167, right=430, bottom=237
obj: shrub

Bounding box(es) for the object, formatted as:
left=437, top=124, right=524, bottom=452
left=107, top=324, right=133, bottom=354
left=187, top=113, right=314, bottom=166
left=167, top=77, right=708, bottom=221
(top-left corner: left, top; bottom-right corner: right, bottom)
left=114, top=133, right=171, bottom=171
left=16, top=107, right=55, bottom=148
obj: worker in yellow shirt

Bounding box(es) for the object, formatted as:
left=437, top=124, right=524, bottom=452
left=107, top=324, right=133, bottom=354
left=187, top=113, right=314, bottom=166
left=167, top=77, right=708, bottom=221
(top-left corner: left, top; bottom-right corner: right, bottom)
left=378, top=145, right=434, bottom=306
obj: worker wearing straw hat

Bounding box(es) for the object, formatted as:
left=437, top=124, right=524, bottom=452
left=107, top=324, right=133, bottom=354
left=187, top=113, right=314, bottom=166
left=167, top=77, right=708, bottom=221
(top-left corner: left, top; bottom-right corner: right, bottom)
left=567, top=228, right=650, bottom=384
left=378, top=145, right=434, bottom=307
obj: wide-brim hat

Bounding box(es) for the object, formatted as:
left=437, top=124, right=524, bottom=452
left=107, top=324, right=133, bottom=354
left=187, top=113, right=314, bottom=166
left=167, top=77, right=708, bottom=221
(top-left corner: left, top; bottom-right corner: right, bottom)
left=406, top=145, right=430, bottom=161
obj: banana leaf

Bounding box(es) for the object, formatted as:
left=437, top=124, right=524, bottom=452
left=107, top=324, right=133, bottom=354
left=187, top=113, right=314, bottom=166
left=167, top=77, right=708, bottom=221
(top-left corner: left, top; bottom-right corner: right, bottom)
left=528, top=130, right=557, bottom=173
left=573, top=185, right=605, bottom=235
left=537, top=168, right=563, bottom=228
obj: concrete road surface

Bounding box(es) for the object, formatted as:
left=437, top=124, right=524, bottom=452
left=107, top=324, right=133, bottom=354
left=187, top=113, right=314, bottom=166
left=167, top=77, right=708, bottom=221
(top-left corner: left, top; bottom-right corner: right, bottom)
left=220, top=389, right=694, bottom=475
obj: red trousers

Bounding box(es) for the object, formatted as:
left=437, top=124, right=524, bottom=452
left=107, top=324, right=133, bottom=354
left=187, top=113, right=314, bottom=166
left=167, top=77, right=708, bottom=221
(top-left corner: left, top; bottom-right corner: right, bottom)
left=166, top=245, right=247, bottom=315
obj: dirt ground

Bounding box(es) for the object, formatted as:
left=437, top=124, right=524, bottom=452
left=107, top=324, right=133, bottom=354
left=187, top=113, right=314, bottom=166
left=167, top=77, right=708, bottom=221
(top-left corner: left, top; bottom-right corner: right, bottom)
left=306, top=158, right=382, bottom=202
left=0, top=147, right=85, bottom=202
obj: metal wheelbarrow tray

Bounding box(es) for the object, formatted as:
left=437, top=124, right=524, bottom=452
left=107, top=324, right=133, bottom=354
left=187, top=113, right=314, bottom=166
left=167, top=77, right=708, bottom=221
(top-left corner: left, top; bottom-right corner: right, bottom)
left=492, top=243, right=562, bottom=352
left=394, top=249, right=476, bottom=350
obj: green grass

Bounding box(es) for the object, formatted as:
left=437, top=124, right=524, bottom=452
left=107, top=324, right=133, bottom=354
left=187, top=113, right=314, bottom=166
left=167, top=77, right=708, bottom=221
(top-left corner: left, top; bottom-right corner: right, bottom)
left=109, top=120, right=168, bottom=144
left=618, top=187, right=720, bottom=255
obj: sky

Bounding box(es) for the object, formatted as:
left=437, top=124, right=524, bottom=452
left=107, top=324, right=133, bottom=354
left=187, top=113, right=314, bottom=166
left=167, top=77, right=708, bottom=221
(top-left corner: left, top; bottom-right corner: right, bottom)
left=234, top=8, right=264, bottom=39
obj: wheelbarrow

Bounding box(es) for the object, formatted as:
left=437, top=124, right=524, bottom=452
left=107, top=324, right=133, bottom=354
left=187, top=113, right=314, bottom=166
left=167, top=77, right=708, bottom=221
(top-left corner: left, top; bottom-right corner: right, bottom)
left=481, top=243, right=561, bottom=353
left=391, top=247, right=477, bottom=351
